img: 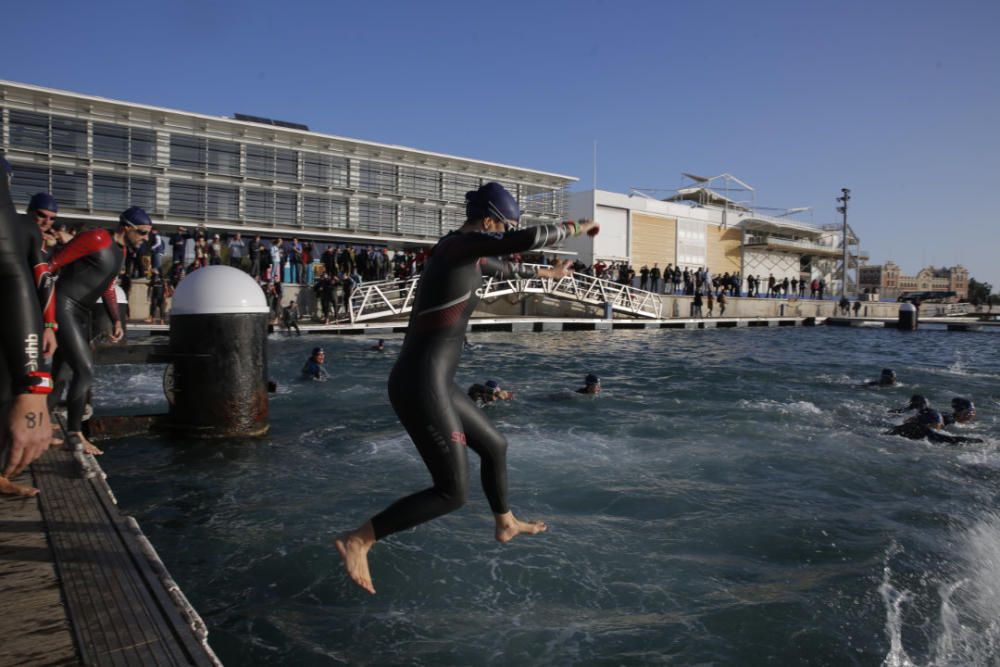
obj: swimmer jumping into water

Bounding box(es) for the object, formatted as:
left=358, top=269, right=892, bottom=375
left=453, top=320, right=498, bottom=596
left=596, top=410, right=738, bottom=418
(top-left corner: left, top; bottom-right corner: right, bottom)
left=336, top=182, right=599, bottom=594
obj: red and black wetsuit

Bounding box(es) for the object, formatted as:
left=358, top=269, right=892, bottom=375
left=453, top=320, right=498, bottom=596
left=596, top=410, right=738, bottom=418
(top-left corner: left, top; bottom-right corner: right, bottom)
left=22, top=220, right=56, bottom=331
left=0, top=176, right=43, bottom=414
left=371, top=222, right=576, bottom=541
left=47, top=229, right=123, bottom=433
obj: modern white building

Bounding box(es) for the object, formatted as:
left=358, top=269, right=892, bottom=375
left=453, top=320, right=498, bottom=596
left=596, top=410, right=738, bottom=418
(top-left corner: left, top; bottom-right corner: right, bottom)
left=565, top=174, right=865, bottom=292
left=0, top=80, right=574, bottom=245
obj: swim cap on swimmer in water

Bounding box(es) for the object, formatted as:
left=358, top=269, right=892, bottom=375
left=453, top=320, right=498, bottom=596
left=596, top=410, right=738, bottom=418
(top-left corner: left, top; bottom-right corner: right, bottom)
left=119, top=205, right=152, bottom=227
left=485, top=379, right=499, bottom=391
left=28, top=192, right=59, bottom=213
left=312, top=347, right=324, bottom=357
left=880, top=368, right=896, bottom=381
left=907, top=394, right=929, bottom=411
left=951, top=397, right=974, bottom=412
left=465, top=182, right=520, bottom=229
left=585, top=374, right=600, bottom=386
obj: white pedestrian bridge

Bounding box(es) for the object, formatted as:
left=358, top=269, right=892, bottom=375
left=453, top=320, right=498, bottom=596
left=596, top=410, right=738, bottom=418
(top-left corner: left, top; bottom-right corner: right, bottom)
left=347, top=268, right=663, bottom=323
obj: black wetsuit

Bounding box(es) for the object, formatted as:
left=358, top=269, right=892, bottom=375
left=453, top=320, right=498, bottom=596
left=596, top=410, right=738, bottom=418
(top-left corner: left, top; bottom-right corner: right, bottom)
left=47, top=230, right=123, bottom=432
left=887, top=422, right=984, bottom=445
left=0, top=175, right=44, bottom=420
left=371, top=222, right=575, bottom=540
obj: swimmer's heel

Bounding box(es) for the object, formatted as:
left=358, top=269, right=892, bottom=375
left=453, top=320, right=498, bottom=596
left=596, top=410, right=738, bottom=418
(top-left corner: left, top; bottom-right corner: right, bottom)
left=68, top=434, right=97, bottom=480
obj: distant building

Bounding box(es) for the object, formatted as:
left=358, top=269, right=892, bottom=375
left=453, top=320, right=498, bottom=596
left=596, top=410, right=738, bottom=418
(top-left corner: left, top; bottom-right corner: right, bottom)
left=859, top=261, right=968, bottom=300
left=565, top=174, right=866, bottom=294
left=0, top=80, right=572, bottom=245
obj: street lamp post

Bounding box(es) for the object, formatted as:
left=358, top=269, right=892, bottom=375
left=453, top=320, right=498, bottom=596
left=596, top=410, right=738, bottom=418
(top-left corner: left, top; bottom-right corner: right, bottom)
left=837, top=188, right=851, bottom=298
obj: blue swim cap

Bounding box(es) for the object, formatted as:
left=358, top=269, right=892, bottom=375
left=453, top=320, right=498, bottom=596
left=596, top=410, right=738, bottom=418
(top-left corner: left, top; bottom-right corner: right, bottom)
left=916, top=409, right=944, bottom=426
left=120, top=206, right=152, bottom=227
left=466, top=182, right=520, bottom=226
left=28, top=192, right=58, bottom=213
left=312, top=347, right=324, bottom=356
left=485, top=379, right=499, bottom=391
left=585, top=373, right=600, bottom=386
left=907, top=395, right=928, bottom=410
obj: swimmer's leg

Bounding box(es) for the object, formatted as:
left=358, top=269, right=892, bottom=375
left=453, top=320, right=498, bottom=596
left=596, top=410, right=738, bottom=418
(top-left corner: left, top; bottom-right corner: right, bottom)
left=452, top=386, right=547, bottom=543
left=338, top=382, right=469, bottom=593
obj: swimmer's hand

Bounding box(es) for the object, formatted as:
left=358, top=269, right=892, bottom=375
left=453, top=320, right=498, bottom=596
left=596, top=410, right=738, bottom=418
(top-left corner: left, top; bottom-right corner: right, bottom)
left=109, top=321, right=124, bottom=343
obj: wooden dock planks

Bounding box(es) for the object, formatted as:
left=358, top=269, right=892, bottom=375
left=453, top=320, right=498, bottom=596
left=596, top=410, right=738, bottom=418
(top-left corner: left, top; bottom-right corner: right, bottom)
left=0, top=449, right=218, bottom=666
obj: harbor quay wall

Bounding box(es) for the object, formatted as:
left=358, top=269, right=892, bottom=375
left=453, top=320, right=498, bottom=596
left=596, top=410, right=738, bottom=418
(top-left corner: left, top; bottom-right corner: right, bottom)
left=121, top=278, right=901, bottom=323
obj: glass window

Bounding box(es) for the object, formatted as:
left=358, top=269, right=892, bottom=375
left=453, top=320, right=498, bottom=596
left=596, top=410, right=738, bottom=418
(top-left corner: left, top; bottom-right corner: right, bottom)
left=9, top=110, right=49, bottom=151
left=51, top=117, right=87, bottom=157
left=130, top=177, right=156, bottom=212
left=303, top=153, right=349, bottom=188
left=93, top=123, right=130, bottom=162
left=357, top=201, right=396, bottom=234
left=442, top=207, right=464, bottom=232
left=170, top=135, right=205, bottom=171
left=245, top=190, right=272, bottom=222
left=274, top=192, right=297, bottom=224
left=131, top=128, right=156, bottom=165
left=9, top=165, right=49, bottom=207
left=400, top=205, right=439, bottom=236
left=442, top=172, right=480, bottom=202
left=93, top=173, right=128, bottom=211
left=358, top=161, right=396, bottom=194
left=207, top=139, right=240, bottom=176
left=245, top=145, right=274, bottom=179
left=275, top=149, right=298, bottom=181
left=169, top=181, right=205, bottom=218
left=52, top=170, right=87, bottom=208
left=207, top=186, right=239, bottom=220
left=521, top=185, right=562, bottom=216
left=399, top=166, right=440, bottom=199
left=303, top=195, right=348, bottom=229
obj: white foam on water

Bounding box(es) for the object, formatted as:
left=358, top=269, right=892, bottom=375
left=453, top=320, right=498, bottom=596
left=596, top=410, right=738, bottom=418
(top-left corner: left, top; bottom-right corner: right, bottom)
left=736, top=399, right=823, bottom=415
left=880, top=516, right=1000, bottom=666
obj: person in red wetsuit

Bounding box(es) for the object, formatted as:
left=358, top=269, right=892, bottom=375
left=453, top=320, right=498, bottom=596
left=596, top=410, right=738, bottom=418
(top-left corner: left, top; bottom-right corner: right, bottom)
left=24, top=193, right=60, bottom=359
left=0, top=157, right=53, bottom=497
left=337, top=182, right=599, bottom=594
left=47, top=206, right=152, bottom=456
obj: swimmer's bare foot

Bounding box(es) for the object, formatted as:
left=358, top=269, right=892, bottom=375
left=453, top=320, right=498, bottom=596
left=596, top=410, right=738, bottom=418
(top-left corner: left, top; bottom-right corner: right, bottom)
left=495, top=511, right=547, bottom=543
left=0, top=475, right=39, bottom=497
left=335, top=522, right=376, bottom=594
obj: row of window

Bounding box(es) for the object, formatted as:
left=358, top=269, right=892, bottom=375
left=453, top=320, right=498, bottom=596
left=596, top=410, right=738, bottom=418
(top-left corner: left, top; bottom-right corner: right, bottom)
left=8, top=165, right=467, bottom=234
left=2, top=108, right=563, bottom=212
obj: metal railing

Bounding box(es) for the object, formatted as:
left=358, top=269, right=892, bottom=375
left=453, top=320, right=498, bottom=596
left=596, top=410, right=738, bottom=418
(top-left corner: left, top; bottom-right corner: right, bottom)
left=347, top=268, right=663, bottom=323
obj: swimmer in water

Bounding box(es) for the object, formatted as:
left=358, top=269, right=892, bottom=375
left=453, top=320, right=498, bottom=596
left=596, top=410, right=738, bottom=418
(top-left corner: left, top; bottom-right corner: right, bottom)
left=468, top=379, right=513, bottom=406
left=370, top=339, right=385, bottom=352
left=576, top=373, right=601, bottom=395
left=888, top=408, right=983, bottom=445
left=301, top=347, right=329, bottom=381
left=890, top=394, right=928, bottom=414
left=866, top=368, right=898, bottom=387
left=944, top=398, right=976, bottom=425
left=336, top=182, right=599, bottom=594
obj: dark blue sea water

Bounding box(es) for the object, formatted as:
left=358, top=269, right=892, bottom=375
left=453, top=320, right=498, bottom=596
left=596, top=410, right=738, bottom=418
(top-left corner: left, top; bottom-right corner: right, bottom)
left=94, top=326, right=1000, bottom=666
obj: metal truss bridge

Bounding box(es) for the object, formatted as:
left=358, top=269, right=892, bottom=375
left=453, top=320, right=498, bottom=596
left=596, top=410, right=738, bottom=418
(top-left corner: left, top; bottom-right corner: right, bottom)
left=347, top=269, right=662, bottom=323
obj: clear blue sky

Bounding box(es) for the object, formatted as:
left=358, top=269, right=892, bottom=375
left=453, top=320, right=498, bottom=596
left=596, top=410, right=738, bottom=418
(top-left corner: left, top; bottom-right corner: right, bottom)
left=3, top=0, right=998, bottom=287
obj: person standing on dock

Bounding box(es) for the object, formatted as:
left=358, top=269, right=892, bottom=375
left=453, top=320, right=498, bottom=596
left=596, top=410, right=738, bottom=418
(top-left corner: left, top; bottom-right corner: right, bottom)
left=47, top=206, right=152, bottom=457
left=336, top=182, right=599, bottom=594
left=0, top=157, right=54, bottom=497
